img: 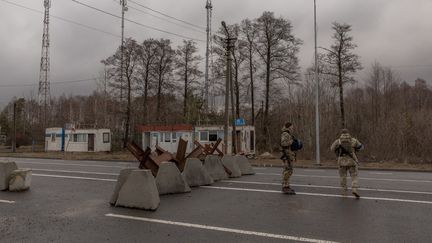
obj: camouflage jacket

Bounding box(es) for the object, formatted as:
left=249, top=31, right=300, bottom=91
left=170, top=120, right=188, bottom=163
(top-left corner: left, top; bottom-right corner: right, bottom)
left=281, top=126, right=295, bottom=162
left=330, top=133, right=363, bottom=167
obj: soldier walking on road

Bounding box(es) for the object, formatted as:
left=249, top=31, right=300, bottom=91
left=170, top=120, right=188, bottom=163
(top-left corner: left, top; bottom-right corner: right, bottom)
left=330, top=129, right=364, bottom=198
left=280, top=122, right=297, bottom=195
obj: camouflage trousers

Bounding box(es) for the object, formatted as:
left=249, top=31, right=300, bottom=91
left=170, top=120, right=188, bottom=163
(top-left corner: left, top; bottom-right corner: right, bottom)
left=282, top=160, right=293, bottom=188
left=339, top=165, right=359, bottom=190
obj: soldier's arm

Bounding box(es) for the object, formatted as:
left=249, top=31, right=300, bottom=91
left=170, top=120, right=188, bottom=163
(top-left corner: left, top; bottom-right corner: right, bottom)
left=281, top=133, right=293, bottom=147
left=330, top=140, right=339, bottom=152
left=353, top=138, right=364, bottom=151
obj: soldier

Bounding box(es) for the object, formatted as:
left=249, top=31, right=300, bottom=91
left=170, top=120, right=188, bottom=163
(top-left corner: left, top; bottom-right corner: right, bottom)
left=330, top=128, right=363, bottom=198
left=280, top=122, right=296, bottom=195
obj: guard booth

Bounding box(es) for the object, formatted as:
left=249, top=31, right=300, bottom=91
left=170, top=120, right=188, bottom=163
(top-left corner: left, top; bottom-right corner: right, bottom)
left=138, top=124, right=194, bottom=154
left=194, top=124, right=255, bottom=156
left=45, top=127, right=111, bottom=152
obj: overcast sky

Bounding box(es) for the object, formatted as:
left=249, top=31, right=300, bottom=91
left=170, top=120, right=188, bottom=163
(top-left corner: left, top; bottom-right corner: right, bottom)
left=1, top=0, right=431, bottom=108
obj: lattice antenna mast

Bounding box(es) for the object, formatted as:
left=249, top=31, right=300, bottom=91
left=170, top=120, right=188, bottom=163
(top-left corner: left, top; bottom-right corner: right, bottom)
left=204, top=0, right=212, bottom=108
left=38, top=0, right=52, bottom=125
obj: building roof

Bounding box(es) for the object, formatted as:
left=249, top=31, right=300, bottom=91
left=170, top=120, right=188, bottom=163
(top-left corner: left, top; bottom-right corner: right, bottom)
left=138, top=124, right=193, bottom=132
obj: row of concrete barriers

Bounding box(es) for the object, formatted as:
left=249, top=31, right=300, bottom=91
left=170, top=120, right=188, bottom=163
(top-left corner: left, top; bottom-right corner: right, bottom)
left=0, top=161, right=32, bottom=192
left=109, top=155, right=255, bottom=211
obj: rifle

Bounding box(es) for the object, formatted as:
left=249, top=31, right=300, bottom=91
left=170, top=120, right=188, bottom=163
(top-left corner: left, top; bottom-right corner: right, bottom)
left=338, top=145, right=359, bottom=166
left=280, top=148, right=293, bottom=169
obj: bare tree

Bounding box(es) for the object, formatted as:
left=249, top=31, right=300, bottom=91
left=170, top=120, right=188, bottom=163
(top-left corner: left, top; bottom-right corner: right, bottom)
left=153, top=39, right=175, bottom=122
left=175, top=40, right=203, bottom=121
left=254, top=11, right=302, bottom=151
left=322, top=22, right=362, bottom=128
left=240, top=18, right=258, bottom=125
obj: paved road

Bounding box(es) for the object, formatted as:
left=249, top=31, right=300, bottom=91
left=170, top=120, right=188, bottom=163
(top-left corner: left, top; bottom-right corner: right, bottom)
left=1, top=157, right=431, bottom=243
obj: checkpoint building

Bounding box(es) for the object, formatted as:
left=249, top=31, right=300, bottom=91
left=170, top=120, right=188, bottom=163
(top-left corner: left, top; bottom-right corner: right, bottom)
left=45, top=127, right=111, bottom=152
left=138, top=124, right=255, bottom=156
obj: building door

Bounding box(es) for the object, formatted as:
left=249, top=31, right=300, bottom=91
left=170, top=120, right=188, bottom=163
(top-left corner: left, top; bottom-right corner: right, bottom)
left=88, top=134, right=95, bottom=151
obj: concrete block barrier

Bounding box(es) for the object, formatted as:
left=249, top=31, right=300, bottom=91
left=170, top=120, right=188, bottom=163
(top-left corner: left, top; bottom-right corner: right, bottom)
left=235, top=155, right=255, bottom=175
left=182, top=158, right=214, bottom=187
left=156, top=162, right=191, bottom=195
left=221, top=155, right=242, bottom=178
left=8, top=169, right=32, bottom=191
left=0, top=161, right=18, bottom=191
left=110, top=168, right=135, bottom=205
left=204, top=155, right=229, bottom=181
left=115, top=169, right=160, bottom=210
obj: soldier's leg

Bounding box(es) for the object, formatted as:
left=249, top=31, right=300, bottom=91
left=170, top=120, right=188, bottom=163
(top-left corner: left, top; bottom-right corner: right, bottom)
left=349, top=166, right=360, bottom=198
left=282, top=160, right=293, bottom=188
left=338, top=166, right=348, bottom=195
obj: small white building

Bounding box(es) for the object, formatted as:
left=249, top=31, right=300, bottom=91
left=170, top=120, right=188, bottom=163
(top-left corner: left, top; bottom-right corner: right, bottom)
left=139, top=124, right=255, bottom=156
left=45, top=127, right=111, bottom=152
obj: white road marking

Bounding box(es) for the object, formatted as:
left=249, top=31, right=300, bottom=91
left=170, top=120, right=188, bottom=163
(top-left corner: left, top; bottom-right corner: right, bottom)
left=17, top=161, right=126, bottom=169
left=33, top=173, right=116, bottom=182
left=202, top=186, right=432, bottom=205
left=32, top=169, right=118, bottom=176
left=105, top=213, right=340, bottom=243
left=0, top=199, right=15, bottom=204
left=223, top=180, right=432, bottom=195
left=369, top=172, right=393, bottom=175
left=256, top=173, right=432, bottom=183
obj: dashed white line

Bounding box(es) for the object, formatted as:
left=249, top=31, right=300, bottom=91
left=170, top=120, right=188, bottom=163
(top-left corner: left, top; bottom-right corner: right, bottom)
left=105, top=213, right=340, bottom=243
left=32, top=169, right=118, bottom=176
left=223, top=180, right=432, bottom=195
left=17, top=161, right=126, bottom=169
left=33, top=173, right=116, bottom=182
left=202, top=186, right=432, bottom=205
left=0, top=199, right=15, bottom=204
left=256, top=173, right=432, bottom=183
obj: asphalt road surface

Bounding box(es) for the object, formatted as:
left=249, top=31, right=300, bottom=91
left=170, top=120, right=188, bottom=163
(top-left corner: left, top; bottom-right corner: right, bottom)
left=1, top=157, right=431, bottom=243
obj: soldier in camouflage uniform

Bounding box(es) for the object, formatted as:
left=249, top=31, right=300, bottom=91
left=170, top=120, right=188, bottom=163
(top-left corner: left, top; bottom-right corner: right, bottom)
left=330, top=129, right=363, bottom=198
left=280, top=122, right=296, bottom=195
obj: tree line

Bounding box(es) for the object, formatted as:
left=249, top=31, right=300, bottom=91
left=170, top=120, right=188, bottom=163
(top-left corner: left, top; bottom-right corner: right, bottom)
left=0, top=11, right=431, bottom=163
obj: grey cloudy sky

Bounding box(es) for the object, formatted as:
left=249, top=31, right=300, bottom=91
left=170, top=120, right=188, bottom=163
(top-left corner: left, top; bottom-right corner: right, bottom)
left=1, top=0, right=431, bottom=108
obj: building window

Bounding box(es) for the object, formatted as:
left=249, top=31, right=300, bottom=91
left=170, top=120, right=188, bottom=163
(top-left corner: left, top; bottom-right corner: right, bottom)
left=51, top=134, right=55, bottom=142
left=217, top=131, right=225, bottom=140
left=172, top=132, right=177, bottom=143
left=163, top=132, right=171, bottom=142
left=209, top=131, right=218, bottom=142
left=200, top=131, right=209, bottom=142
left=103, top=133, right=110, bottom=143
left=71, top=134, right=87, bottom=142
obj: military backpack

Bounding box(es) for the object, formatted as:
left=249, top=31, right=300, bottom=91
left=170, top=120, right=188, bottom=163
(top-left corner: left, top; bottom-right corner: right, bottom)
left=338, top=137, right=353, bottom=156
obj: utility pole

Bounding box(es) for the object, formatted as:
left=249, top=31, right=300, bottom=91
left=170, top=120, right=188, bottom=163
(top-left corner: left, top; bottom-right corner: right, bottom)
left=120, top=0, right=128, bottom=103
left=222, top=21, right=237, bottom=155
left=38, top=0, right=52, bottom=128
left=314, top=0, right=321, bottom=166
left=204, top=0, right=212, bottom=109
left=12, top=101, right=17, bottom=153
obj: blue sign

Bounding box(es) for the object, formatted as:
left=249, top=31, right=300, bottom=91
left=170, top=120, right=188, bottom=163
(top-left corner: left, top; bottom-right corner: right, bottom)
left=235, top=118, right=246, bottom=126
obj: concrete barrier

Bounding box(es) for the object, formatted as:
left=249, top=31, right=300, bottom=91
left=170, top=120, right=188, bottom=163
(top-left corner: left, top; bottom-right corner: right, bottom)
left=182, top=158, right=214, bottom=187
left=8, top=169, right=32, bottom=191
left=235, top=155, right=255, bottom=175
left=110, top=168, right=135, bottom=205
left=115, top=169, right=160, bottom=210
left=0, top=161, right=18, bottom=191
left=156, top=162, right=191, bottom=195
left=204, top=155, right=229, bottom=181
left=221, top=155, right=242, bottom=178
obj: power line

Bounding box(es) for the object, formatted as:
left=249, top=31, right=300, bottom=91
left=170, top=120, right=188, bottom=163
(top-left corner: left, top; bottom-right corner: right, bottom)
left=71, top=0, right=205, bottom=42
left=127, top=4, right=206, bottom=34
left=128, top=0, right=206, bottom=30
left=0, top=78, right=97, bottom=88
left=0, top=0, right=120, bottom=38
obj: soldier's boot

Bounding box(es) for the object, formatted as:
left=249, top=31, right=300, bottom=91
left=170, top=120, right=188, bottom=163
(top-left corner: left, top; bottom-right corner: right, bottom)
left=282, top=186, right=296, bottom=195
left=352, top=188, right=360, bottom=199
